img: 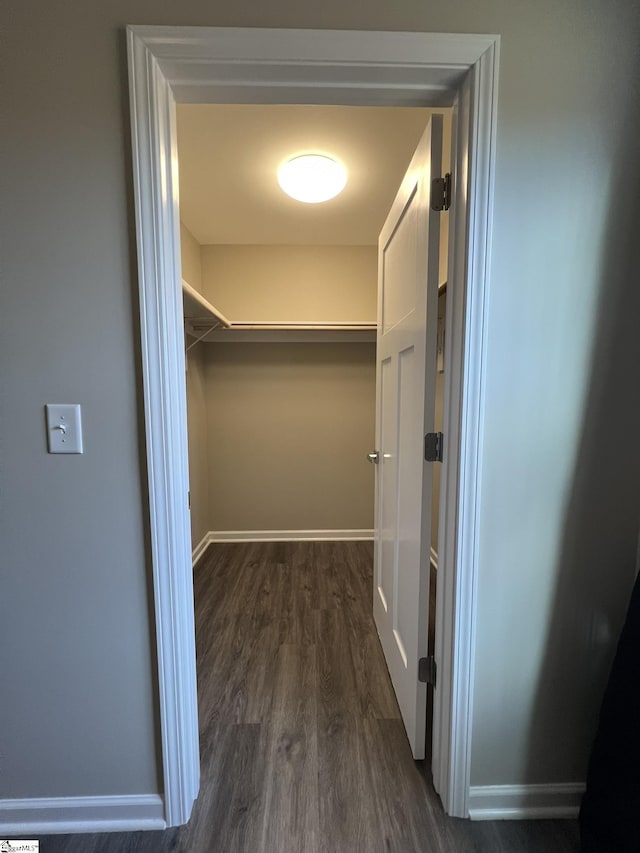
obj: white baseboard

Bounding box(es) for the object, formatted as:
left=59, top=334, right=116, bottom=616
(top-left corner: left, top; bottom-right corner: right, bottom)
left=430, top=546, right=438, bottom=569
left=0, top=793, right=165, bottom=835
left=192, top=529, right=374, bottom=565
left=192, top=531, right=212, bottom=565
left=468, top=783, right=585, bottom=820
left=208, top=529, right=374, bottom=543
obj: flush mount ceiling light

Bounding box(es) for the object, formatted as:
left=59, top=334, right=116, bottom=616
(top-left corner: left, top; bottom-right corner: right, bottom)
left=277, top=154, right=347, bottom=203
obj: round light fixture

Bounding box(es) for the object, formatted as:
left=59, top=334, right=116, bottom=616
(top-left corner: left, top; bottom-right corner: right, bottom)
left=277, top=154, right=347, bottom=204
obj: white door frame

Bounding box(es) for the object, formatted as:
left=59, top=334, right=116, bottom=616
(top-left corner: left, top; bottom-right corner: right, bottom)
left=127, top=25, right=499, bottom=826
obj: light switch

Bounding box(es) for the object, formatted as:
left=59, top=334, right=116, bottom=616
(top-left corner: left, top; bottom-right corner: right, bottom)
left=45, top=404, right=83, bottom=454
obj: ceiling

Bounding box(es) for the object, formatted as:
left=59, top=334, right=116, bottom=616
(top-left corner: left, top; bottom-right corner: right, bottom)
left=176, top=104, right=444, bottom=247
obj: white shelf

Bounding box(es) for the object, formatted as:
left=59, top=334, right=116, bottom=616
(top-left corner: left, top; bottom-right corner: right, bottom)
left=182, top=279, right=231, bottom=335
left=200, top=326, right=377, bottom=343
left=182, top=280, right=377, bottom=343
left=230, top=321, right=376, bottom=330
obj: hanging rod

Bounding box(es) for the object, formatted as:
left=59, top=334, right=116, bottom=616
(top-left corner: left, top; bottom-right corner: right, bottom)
left=226, top=321, right=377, bottom=331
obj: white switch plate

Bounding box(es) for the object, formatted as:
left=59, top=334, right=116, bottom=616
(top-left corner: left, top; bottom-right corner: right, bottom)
left=45, top=404, right=83, bottom=454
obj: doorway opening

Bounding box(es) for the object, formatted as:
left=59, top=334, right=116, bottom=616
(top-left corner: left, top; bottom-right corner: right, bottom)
left=176, top=102, right=453, bottom=824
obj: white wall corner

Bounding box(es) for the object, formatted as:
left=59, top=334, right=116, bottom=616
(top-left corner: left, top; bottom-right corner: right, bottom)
left=0, top=794, right=165, bottom=836
left=468, top=783, right=585, bottom=821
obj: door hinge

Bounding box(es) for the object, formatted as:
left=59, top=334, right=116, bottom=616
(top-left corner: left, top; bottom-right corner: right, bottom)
left=188, top=491, right=191, bottom=509
left=431, top=173, right=452, bottom=212
left=419, top=655, right=437, bottom=687
left=425, top=432, right=444, bottom=463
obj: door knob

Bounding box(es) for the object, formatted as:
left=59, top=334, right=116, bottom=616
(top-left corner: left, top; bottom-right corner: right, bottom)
left=367, top=451, right=380, bottom=464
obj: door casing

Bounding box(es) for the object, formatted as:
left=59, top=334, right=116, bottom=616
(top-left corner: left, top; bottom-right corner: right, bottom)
left=127, top=25, right=500, bottom=825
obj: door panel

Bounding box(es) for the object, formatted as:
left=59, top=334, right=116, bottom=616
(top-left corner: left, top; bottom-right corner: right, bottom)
left=373, top=116, right=442, bottom=759
left=382, top=188, right=418, bottom=333
left=377, top=355, right=395, bottom=614
left=395, top=343, right=419, bottom=667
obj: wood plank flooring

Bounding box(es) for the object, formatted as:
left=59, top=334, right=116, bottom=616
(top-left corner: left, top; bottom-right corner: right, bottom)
left=30, top=541, right=579, bottom=852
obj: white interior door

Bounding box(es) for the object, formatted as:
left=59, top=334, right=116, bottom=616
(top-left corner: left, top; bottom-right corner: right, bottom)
left=373, top=116, right=442, bottom=759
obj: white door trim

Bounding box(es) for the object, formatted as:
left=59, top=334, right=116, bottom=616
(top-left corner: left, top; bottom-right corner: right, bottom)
left=126, top=25, right=499, bottom=825
left=432, top=48, right=500, bottom=819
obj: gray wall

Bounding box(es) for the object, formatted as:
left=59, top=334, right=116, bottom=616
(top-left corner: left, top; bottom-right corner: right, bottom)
left=2, top=0, right=639, bottom=804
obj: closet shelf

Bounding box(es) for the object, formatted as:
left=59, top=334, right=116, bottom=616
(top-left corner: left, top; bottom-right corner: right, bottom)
left=182, top=279, right=231, bottom=335
left=229, top=321, right=375, bottom=330
left=197, top=324, right=377, bottom=343
left=182, top=280, right=376, bottom=343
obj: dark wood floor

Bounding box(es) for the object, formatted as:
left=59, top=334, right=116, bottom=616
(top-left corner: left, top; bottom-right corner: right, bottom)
left=33, top=541, right=579, bottom=852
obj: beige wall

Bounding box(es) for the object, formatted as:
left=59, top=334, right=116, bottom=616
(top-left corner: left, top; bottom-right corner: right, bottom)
left=201, top=244, right=377, bottom=322
left=181, top=223, right=211, bottom=548
left=431, top=106, right=450, bottom=551
left=430, top=289, right=447, bottom=554
left=2, top=0, right=640, bottom=809
left=197, top=243, right=377, bottom=534
left=190, top=241, right=377, bottom=535
left=185, top=343, right=210, bottom=547
left=439, top=114, right=451, bottom=288
left=206, top=343, right=376, bottom=531
left=180, top=221, right=203, bottom=292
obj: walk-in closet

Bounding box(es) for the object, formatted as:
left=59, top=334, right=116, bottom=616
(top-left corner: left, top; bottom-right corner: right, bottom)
left=175, top=102, right=451, bottom=849
left=177, top=103, right=450, bottom=560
